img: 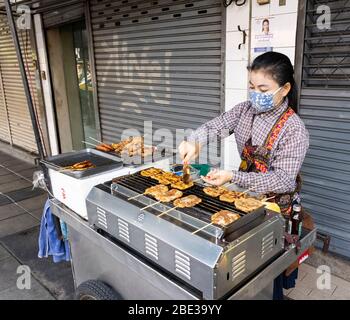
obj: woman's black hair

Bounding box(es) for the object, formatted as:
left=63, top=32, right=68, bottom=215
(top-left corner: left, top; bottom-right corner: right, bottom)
left=248, top=52, right=298, bottom=113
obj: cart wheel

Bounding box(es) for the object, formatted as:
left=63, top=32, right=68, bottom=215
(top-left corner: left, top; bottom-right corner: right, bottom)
left=75, top=280, right=121, bottom=300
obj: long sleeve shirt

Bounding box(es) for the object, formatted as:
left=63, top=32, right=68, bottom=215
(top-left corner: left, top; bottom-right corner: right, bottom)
left=188, top=99, right=310, bottom=194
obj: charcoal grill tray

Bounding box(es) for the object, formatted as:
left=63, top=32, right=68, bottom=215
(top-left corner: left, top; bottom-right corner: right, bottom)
left=42, top=149, right=123, bottom=178
left=112, top=170, right=266, bottom=238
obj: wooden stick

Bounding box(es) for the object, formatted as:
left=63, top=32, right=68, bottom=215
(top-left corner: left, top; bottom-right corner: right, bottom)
left=89, top=137, right=104, bottom=144
left=128, top=193, right=144, bottom=201
left=192, top=222, right=214, bottom=235
left=240, top=187, right=255, bottom=196
left=225, top=182, right=236, bottom=188
left=157, top=206, right=178, bottom=218
left=262, top=195, right=276, bottom=202
left=140, top=201, right=161, bottom=211
left=82, top=141, right=97, bottom=148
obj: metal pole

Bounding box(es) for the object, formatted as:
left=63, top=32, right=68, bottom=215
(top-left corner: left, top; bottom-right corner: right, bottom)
left=4, top=0, right=45, bottom=159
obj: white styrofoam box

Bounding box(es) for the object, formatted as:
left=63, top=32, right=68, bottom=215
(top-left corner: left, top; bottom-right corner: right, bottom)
left=49, top=159, right=170, bottom=220
left=226, top=31, right=250, bottom=61
left=225, top=88, right=249, bottom=111
left=252, top=1, right=270, bottom=18
left=225, top=60, right=249, bottom=90
left=270, top=0, right=299, bottom=15
left=226, top=1, right=250, bottom=31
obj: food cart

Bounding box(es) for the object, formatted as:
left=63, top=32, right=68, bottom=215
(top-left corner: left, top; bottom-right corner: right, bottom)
left=40, top=149, right=316, bottom=300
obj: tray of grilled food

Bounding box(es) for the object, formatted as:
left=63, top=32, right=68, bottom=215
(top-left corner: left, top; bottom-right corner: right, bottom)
left=93, top=136, right=174, bottom=165
left=111, top=167, right=268, bottom=238
left=41, top=149, right=123, bottom=178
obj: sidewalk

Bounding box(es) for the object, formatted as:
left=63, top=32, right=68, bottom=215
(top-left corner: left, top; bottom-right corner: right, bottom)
left=0, top=150, right=74, bottom=300
left=284, top=262, right=350, bottom=300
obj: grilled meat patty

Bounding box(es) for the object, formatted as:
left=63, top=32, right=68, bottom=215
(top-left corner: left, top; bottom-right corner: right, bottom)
left=234, top=198, right=262, bottom=213
left=155, top=189, right=183, bottom=202
left=219, top=191, right=245, bottom=203
left=144, top=185, right=169, bottom=197
left=171, top=181, right=194, bottom=190
left=203, top=186, right=228, bottom=198
left=211, top=210, right=241, bottom=227
left=173, top=195, right=202, bottom=208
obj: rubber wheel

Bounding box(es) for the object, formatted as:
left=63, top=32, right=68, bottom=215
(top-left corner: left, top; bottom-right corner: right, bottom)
left=75, top=280, right=121, bottom=300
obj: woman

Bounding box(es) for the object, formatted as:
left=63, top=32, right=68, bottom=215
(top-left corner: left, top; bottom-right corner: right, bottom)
left=262, top=19, right=270, bottom=35
left=179, top=52, right=310, bottom=299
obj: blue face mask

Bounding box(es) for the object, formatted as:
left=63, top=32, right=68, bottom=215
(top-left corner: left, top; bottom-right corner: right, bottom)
left=249, top=87, right=283, bottom=114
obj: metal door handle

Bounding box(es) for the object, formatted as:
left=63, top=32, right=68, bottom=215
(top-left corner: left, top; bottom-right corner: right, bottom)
left=238, top=25, right=247, bottom=50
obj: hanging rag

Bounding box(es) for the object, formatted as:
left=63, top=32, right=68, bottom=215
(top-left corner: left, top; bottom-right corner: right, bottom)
left=38, top=199, right=70, bottom=263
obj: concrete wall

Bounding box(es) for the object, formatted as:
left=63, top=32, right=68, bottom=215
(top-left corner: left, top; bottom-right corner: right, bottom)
left=223, top=0, right=299, bottom=171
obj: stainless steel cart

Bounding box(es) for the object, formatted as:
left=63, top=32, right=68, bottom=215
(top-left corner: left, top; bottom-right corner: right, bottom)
left=50, top=197, right=316, bottom=300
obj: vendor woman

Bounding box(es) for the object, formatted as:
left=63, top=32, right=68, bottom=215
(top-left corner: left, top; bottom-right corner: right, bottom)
left=179, top=52, right=310, bottom=299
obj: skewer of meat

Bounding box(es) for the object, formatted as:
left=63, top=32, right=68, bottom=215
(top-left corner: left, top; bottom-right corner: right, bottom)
left=211, top=210, right=241, bottom=227
left=96, top=143, right=114, bottom=152
left=157, top=195, right=202, bottom=218
left=140, top=189, right=183, bottom=210
left=127, top=184, right=168, bottom=201
left=154, top=189, right=183, bottom=202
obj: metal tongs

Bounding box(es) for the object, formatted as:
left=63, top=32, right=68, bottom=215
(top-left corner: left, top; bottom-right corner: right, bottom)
left=182, top=163, right=192, bottom=184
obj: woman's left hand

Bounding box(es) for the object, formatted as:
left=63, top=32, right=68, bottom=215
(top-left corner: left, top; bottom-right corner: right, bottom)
left=202, top=169, right=234, bottom=186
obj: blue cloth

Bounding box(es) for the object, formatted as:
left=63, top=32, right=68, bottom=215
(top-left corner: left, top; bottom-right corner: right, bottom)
left=38, top=199, right=70, bottom=263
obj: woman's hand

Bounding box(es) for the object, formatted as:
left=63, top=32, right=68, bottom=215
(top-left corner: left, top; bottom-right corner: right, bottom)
left=178, top=141, right=201, bottom=163
left=202, top=169, right=234, bottom=186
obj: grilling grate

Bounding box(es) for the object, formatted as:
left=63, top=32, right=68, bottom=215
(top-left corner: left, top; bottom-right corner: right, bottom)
left=110, top=170, right=266, bottom=239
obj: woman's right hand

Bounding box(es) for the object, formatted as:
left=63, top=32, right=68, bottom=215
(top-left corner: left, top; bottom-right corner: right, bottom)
left=178, top=141, right=201, bottom=163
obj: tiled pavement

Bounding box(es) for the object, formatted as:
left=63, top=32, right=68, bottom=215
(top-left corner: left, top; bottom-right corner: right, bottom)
left=1, top=149, right=350, bottom=300
left=0, top=150, right=74, bottom=300
left=284, top=263, right=350, bottom=300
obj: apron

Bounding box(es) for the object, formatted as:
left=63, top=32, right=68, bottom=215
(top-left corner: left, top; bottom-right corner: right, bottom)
left=237, top=106, right=310, bottom=299
left=238, top=107, right=301, bottom=215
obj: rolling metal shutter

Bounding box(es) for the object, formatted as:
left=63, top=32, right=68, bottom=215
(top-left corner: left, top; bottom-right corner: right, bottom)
left=41, top=1, right=85, bottom=29
left=0, top=13, right=42, bottom=153
left=89, top=0, right=224, bottom=159
left=298, top=0, right=350, bottom=257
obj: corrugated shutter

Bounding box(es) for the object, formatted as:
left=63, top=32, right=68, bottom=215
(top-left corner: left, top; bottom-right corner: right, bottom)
left=0, top=13, right=42, bottom=153
left=0, top=61, right=11, bottom=143
left=89, top=0, right=223, bottom=160
left=299, top=0, right=350, bottom=257
left=42, top=1, right=85, bottom=29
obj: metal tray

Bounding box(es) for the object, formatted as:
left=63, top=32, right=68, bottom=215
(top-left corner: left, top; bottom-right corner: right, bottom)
left=41, top=149, right=123, bottom=178
left=95, top=146, right=175, bottom=167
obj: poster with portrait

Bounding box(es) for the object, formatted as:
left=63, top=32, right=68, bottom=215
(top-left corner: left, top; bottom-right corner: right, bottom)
left=251, top=16, right=275, bottom=60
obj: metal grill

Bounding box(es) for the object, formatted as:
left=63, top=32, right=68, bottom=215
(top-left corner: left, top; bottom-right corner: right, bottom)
left=110, top=170, right=266, bottom=239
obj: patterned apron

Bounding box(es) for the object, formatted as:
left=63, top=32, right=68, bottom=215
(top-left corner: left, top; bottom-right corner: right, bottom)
left=238, top=107, right=301, bottom=215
